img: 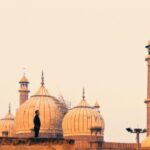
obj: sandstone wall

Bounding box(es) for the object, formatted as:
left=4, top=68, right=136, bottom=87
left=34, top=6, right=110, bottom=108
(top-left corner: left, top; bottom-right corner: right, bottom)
left=102, top=142, right=137, bottom=150
left=74, top=141, right=137, bottom=150
left=0, top=137, right=138, bottom=150
left=0, top=145, right=74, bottom=150
left=0, top=137, right=74, bottom=150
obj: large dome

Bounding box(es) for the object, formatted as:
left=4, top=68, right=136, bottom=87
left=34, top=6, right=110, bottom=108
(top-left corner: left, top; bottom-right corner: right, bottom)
left=0, top=105, right=15, bottom=137
left=62, top=92, right=104, bottom=141
left=15, top=80, right=67, bottom=138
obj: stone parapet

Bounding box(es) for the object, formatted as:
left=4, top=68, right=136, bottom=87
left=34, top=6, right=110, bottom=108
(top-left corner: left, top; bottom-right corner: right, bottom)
left=102, top=142, right=137, bottom=150
left=0, top=137, right=74, bottom=145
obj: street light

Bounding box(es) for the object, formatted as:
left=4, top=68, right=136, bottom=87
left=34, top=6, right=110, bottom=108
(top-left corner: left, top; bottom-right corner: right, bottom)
left=126, top=127, right=147, bottom=150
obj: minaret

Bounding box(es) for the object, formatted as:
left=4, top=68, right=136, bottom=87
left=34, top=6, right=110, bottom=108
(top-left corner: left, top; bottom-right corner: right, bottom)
left=19, top=74, right=30, bottom=106
left=145, top=41, right=150, bottom=136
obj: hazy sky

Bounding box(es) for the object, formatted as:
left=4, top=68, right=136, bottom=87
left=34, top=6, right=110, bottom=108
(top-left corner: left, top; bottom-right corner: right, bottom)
left=0, top=0, right=150, bottom=143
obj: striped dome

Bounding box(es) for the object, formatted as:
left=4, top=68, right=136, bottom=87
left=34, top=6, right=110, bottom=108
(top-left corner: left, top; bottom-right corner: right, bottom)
left=62, top=96, right=104, bottom=139
left=15, top=84, right=66, bottom=138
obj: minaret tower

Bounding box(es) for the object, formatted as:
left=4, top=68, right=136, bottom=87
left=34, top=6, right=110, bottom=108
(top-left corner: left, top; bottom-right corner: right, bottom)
left=145, top=41, right=150, bottom=136
left=19, top=74, right=30, bottom=106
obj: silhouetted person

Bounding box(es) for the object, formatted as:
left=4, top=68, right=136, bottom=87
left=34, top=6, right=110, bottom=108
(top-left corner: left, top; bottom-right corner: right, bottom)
left=33, top=110, right=41, bottom=138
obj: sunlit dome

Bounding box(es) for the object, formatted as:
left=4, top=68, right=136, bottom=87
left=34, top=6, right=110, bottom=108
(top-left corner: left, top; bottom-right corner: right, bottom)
left=19, top=75, right=29, bottom=83
left=62, top=89, right=105, bottom=141
left=0, top=104, right=15, bottom=137
left=15, top=72, right=67, bottom=138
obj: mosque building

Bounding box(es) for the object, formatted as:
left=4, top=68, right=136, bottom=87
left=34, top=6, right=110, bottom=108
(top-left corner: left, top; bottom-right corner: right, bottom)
left=62, top=88, right=105, bottom=149
left=2, top=41, right=150, bottom=149
left=0, top=71, right=137, bottom=149
left=15, top=72, right=68, bottom=138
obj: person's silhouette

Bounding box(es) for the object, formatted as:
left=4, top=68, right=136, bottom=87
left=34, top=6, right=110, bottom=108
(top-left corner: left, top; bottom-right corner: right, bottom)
left=33, top=110, right=41, bottom=138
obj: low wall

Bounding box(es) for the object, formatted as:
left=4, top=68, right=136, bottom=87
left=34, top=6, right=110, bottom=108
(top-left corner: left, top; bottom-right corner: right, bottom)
left=75, top=141, right=137, bottom=150
left=102, top=142, right=137, bottom=150
left=0, top=137, right=75, bottom=150
left=0, top=137, right=138, bottom=150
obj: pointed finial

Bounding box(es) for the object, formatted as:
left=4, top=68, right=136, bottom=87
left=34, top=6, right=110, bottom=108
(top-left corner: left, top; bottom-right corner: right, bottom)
left=82, top=88, right=85, bottom=100
left=9, top=103, right=11, bottom=114
left=146, top=41, right=150, bottom=55
left=41, top=70, right=44, bottom=86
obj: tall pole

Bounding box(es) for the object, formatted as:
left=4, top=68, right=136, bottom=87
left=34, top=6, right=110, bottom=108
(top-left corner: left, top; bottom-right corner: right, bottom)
left=145, top=42, right=150, bottom=136
left=126, top=128, right=146, bottom=150
left=136, top=132, right=140, bottom=150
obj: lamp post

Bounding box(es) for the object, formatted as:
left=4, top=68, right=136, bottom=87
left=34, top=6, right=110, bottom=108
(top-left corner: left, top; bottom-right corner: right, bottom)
left=126, top=128, right=146, bottom=150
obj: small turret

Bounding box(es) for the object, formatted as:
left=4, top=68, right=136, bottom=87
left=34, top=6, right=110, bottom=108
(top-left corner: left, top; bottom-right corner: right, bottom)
left=94, top=101, right=100, bottom=112
left=19, top=74, right=30, bottom=106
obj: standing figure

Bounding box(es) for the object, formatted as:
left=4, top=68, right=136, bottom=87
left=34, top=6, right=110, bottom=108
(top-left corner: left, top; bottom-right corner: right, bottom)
left=33, top=110, right=41, bottom=138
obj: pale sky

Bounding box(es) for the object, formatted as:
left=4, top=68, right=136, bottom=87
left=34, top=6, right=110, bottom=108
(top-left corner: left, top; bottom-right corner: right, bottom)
left=0, top=0, right=150, bottom=143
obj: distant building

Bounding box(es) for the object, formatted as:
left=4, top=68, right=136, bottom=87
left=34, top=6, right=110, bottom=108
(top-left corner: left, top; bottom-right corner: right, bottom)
left=15, top=72, right=66, bottom=138
left=4, top=42, right=150, bottom=149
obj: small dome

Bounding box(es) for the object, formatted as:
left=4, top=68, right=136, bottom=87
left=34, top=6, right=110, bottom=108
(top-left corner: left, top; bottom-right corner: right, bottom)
left=62, top=93, right=104, bottom=140
left=0, top=105, right=15, bottom=137
left=19, top=75, right=29, bottom=83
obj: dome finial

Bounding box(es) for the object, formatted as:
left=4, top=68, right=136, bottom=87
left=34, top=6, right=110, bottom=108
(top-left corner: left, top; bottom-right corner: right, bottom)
left=41, top=70, right=45, bottom=86
left=94, top=101, right=100, bottom=108
left=9, top=103, right=11, bottom=114
left=82, top=87, right=85, bottom=100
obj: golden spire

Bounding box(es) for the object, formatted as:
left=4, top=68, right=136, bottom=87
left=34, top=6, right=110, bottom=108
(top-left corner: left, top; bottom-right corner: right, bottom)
left=82, top=88, right=85, bottom=100
left=41, top=70, right=45, bottom=86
